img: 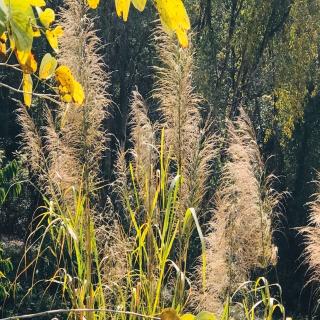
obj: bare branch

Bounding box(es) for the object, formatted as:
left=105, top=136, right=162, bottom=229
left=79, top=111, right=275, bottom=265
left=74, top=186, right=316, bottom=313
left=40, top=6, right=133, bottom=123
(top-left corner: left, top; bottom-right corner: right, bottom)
left=0, top=308, right=161, bottom=320
left=0, top=82, right=60, bottom=105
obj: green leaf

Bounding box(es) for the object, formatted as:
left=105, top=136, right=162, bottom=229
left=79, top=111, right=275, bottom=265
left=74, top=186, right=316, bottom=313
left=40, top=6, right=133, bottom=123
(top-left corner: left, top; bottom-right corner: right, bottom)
left=6, top=0, right=34, bottom=51
left=0, top=0, right=8, bottom=35
left=189, top=208, right=207, bottom=289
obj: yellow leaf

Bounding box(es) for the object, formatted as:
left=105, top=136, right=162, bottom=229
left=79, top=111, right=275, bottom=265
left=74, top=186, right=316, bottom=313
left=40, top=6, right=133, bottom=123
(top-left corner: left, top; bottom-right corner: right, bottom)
left=180, top=315, right=195, bottom=320
left=29, top=0, right=46, bottom=6
left=39, top=53, right=57, bottom=79
left=87, top=0, right=100, bottom=9
left=0, top=33, right=7, bottom=57
left=39, top=8, right=55, bottom=28
left=0, top=33, right=7, bottom=43
left=55, top=65, right=85, bottom=106
left=132, top=0, right=147, bottom=11
left=25, top=52, right=37, bottom=73
left=160, top=309, right=180, bottom=320
left=55, top=65, right=73, bottom=88
left=176, top=29, right=188, bottom=48
left=59, top=85, right=69, bottom=94
left=155, top=0, right=190, bottom=48
left=23, top=73, right=33, bottom=107
left=45, top=25, right=63, bottom=51
left=62, top=93, right=72, bottom=103
left=0, top=42, right=6, bottom=57
left=195, top=311, right=216, bottom=320
left=9, top=37, right=15, bottom=51
left=15, top=50, right=29, bottom=65
left=33, top=28, right=41, bottom=37
left=115, top=0, right=131, bottom=21
left=16, top=50, right=37, bottom=73
left=72, top=80, right=85, bottom=105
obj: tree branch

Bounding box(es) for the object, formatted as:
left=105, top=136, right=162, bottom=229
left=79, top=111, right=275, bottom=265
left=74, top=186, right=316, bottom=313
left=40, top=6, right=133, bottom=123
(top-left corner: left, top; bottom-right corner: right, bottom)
left=0, top=308, right=162, bottom=320
left=0, top=82, right=60, bottom=105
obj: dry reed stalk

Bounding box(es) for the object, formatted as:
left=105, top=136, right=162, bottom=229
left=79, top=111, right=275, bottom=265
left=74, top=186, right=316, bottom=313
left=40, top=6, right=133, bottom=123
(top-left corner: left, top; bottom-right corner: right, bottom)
left=196, top=109, right=280, bottom=314
left=18, top=0, right=110, bottom=203
left=129, top=91, right=158, bottom=210
left=153, top=29, right=218, bottom=213
left=301, top=176, right=320, bottom=286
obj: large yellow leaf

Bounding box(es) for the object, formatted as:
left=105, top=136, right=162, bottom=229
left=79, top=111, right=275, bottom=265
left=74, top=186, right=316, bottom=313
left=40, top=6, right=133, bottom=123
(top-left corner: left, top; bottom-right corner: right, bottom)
left=5, top=0, right=35, bottom=52
left=39, top=53, right=57, bottom=79
left=29, top=0, right=46, bottom=6
left=45, top=25, right=63, bottom=51
left=38, top=8, right=55, bottom=28
left=155, top=0, right=190, bottom=48
left=87, top=0, right=100, bottom=9
left=115, top=0, right=131, bottom=21
left=132, top=0, right=147, bottom=11
left=22, top=73, right=32, bottom=107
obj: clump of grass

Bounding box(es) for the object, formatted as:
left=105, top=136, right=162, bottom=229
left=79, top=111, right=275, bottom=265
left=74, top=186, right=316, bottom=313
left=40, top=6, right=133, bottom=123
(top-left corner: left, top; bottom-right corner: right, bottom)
left=223, top=277, right=285, bottom=320
left=197, top=109, right=280, bottom=314
left=153, top=31, right=219, bottom=309
left=301, top=175, right=320, bottom=286
left=104, top=29, right=217, bottom=317
left=0, top=243, right=12, bottom=301
left=112, top=128, right=201, bottom=316
left=16, top=0, right=111, bottom=317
